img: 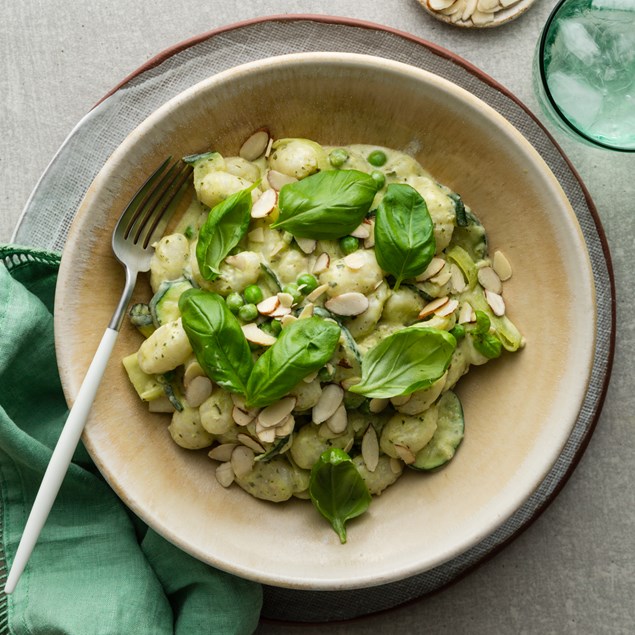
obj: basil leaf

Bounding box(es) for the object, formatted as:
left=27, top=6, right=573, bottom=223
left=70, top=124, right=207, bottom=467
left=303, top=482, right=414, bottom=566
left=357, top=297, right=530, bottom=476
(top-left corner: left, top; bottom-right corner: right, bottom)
left=348, top=327, right=456, bottom=399
left=271, top=169, right=377, bottom=239
left=309, top=448, right=371, bottom=544
left=179, top=289, right=253, bottom=395
left=470, top=310, right=502, bottom=359
left=374, top=183, right=436, bottom=290
left=196, top=185, right=255, bottom=280
left=245, top=317, right=341, bottom=408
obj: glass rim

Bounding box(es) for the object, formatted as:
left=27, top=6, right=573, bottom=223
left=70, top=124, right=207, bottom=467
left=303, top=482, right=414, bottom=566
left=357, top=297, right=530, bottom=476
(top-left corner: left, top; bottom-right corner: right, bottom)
left=537, top=0, right=635, bottom=153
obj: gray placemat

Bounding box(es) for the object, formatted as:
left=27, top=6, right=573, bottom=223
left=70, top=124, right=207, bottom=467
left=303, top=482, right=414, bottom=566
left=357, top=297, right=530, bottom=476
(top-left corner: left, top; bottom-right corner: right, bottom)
left=12, top=17, right=614, bottom=623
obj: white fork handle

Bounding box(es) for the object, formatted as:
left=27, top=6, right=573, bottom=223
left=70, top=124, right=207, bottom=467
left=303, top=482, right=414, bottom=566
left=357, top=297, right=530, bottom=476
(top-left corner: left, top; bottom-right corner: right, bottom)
left=4, top=327, right=119, bottom=595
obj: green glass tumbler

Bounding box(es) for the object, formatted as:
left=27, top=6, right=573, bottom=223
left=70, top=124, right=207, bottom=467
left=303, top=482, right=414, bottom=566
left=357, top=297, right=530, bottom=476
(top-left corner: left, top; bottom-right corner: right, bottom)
left=534, top=0, right=635, bottom=152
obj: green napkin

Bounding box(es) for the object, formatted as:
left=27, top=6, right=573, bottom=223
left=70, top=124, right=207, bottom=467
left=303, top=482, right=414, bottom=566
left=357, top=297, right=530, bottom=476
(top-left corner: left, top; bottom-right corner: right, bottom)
left=0, top=246, right=262, bottom=635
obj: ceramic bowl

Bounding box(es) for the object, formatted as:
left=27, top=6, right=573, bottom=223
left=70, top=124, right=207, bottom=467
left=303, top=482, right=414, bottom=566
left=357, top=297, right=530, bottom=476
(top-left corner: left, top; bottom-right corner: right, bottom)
left=55, top=52, right=595, bottom=590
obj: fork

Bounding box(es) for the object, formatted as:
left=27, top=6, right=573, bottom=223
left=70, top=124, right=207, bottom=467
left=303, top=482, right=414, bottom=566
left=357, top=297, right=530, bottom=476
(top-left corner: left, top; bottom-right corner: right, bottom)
left=4, top=158, right=193, bottom=594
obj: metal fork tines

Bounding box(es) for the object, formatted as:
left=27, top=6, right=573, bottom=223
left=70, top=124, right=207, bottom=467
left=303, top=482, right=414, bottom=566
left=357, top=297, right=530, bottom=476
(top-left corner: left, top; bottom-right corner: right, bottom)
left=3, top=156, right=193, bottom=595
left=109, top=158, right=192, bottom=330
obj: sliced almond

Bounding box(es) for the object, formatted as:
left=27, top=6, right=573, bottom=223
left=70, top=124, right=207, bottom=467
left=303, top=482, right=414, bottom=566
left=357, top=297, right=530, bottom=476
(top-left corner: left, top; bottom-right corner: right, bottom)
left=267, top=170, right=297, bottom=191
left=485, top=290, right=506, bottom=316
left=350, top=224, right=370, bottom=239
left=435, top=298, right=459, bottom=317
left=416, top=257, right=445, bottom=282
left=255, top=422, right=277, bottom=444
left=428, top=0, right=455, bottom=9
left=313, top=384, right=344, bottom=424
left=418, top=297, right=449, bottom=320
left=270, top=305, right=292, bottom=318
left=208, top=443, right=238, bottom=462
left=326, top=404, right=348, bottom=434
left=296, top=237, right=317, bottom=254
left=462, top=0, right=478, bottom=20
left=231, top=445, right=255, bottom=478
left=185, top=376, right=213, bottom=408
left=325, top=292, right=369, bottom=316
left=242, top=323, right=277, bottom=347
left=361, top=427, right=379, bottom=472
left=248, top=227, right=265, bottom=243
left=391, top=394, right=412, bottom=407
left=215, top=462, right=235, bottom=488
left=364, top=233, right=375, bottom=249
left=303, top=370, right=319, bottom=383
left=441, top=0, right=463, bottom=12
left=306, top=283, right=329, bottom=302
left=230, top=394, right=260, bottom=418
left=343, top=251, right=366, bottom=271
left=471, top=8, right=495, bottom=23
left=183, top=358, right=205, bottom=388
left=369, top=398, right=389, bottom=413
left=458, top=301, right=475, bottom=324
left=390, top=457, right=403, bottom=474
left=275, top=414, right=295, bottom=437
left=477, top=266, right=503, bottom=294
left=394, top=444, right=416, bottom=465
left=298, top=303, right=314, bottom=319
left=258, top=397, right=297, bottom=428
left=237, top=433, right=266, bottom=454
left=500, top=0, right=520, bottom=6
left=477, top=0, right=500, bottom=11
left=430, top=267, right=453, bottom=287
left=493, top=250, right=512, bottom=281
left=239, top=130, right=270, bottom=161
left=450, top=263, right=467, bottom=294
left=312, top=253, right=330, bottom=275
left=251, top=189, right=277, bottom=219
left=232, top=405, right=255, bottom=427
left=224, top=254, right=245, bottom=270
left=264, top=136, right=274, bottom=158
left=281, top=314, right=298, bottom=328
left=277, top=292, right=295, bottom=309
left=256, top=295, right=280, bottom=316
left=340, top=376, right=361, bottom=391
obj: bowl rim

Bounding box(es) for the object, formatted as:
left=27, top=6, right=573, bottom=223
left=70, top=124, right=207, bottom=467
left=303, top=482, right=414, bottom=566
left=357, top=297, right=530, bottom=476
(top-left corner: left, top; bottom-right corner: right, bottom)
left=57, top=50, right=598, bottom=590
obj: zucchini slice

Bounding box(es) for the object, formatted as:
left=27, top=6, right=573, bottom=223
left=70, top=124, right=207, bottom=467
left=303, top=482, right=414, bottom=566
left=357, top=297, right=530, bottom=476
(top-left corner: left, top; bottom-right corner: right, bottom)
left=411, top=390, right=464, bottom=471
left=449, top=209, right=488, bottom=261
left=149, top=278, right=193, bottom=326
left=122, top=353, right=164, bottom=401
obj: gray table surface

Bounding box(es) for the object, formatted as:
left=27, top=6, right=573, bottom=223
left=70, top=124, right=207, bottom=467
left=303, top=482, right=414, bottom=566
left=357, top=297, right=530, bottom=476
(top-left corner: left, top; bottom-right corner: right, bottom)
left=2, top=1, right=634, bottom=633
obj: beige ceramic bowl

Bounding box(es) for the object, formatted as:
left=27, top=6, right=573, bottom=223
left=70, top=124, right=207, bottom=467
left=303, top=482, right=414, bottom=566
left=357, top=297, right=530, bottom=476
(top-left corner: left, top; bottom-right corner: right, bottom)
left=55, top=52, right=595, bottom=590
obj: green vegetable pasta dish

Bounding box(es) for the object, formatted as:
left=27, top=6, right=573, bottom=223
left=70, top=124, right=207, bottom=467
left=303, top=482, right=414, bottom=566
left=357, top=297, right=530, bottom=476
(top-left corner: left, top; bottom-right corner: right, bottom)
left=123, top=131, right=524, bottom=543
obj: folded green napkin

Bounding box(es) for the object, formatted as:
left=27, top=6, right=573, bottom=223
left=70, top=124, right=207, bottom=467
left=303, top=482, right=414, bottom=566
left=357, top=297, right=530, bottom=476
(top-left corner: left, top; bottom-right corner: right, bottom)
left=0, top=245, right=262, bottom=635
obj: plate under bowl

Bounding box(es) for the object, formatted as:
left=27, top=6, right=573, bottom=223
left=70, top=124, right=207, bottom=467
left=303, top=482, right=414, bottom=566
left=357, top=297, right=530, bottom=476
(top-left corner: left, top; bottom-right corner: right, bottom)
left=55, top=52, right=595, bottom=590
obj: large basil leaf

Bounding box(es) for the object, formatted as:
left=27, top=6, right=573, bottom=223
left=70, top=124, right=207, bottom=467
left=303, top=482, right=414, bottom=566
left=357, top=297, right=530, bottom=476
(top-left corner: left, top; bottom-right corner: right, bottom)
left=374, top=183, right=436, bottom=290
left=178, top=289, right=253, bottom=395
left=271, top=169, right=377, bottom=239
left=348, top=327, right=456, bottom=399
left=309, top=448, right=371, bottom=544
left=195, top=184, right=255, bottom=280
left=245, top=317, right=341, bottom=408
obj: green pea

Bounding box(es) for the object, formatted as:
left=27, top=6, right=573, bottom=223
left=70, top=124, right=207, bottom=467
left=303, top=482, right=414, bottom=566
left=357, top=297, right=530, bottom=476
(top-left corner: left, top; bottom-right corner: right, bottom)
left=226, top=292, right=244, bottom=314
left=367, top=150, right=387, bottom=167
left=371, top=169, right=385, bottom=189
left=269, top=319, right=282, bottom=336
left=339, top=235, right=359, bottom=255
left=243, top=284, right=264, bottom=305
left=297, top=273, right=318, bottom=294
left=238, top=303, right=258, bottom=322
left=329, top=148, right=349, bottom=168
left=282, top=283, right=303, bottom=304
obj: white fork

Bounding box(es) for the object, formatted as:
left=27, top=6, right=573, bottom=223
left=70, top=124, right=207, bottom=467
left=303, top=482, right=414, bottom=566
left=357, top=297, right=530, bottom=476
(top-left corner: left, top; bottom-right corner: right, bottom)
left=4, top=157, right=192, bottom=594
